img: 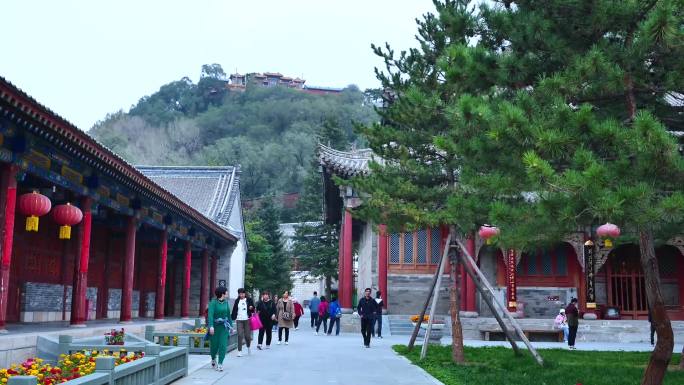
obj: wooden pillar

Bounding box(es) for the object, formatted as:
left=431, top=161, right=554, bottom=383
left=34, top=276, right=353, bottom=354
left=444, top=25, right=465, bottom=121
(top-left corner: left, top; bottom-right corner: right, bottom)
left=337, top=220, right=345, bottom=305
left=209, top=255, right=217, bottom=299
left=506, top=249, right=518, bottom=312
left=199, top=249, right=209, bottom=317
left=154, top=230, right=168, bottom=320
left=120, top=216, right=136, bottom=323
left=181, top=241, right=191, bottom=318
left=378, top=224, right=388, bottom=310
left=341, top=209, right=353, bottom=309
left=70, top=197, right=92, bottom=326
left=0, top=165, right=17, bottom=331
left=465, top=236, right=477, bottom=312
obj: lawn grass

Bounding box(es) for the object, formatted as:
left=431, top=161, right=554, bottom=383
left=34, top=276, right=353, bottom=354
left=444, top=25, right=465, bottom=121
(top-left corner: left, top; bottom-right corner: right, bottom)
left=394, top=345, right=684, bottom=385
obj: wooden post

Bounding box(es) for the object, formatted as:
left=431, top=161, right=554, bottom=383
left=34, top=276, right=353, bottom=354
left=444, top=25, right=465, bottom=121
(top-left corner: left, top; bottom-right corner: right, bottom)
left=210, top=255, right=217, bottom=298
left=456, top=238, right=543, bottom=365
left=378, top=224, right=388, bottom=310
left=408, top=233, right=450, bottom=351
left=341, top=209, right=353, bottom=309
left=155, top=230, right=168, bottom=320
left=465, top=236, right=477, bottom=311
left=70, top=197, right=92, bottom=326
left=120, top=216, right=137, bottom=323
left=199, top=249, right=209, bottom=317
left=420, top=235, right=449, bottom=360
left=0, top=165, right=17, bottom=332
left=181, top=241, right=191, bottom=319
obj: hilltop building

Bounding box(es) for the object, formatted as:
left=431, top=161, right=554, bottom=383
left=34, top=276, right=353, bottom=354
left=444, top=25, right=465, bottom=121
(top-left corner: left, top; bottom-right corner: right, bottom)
left=227, top=72, right=343, bottom=95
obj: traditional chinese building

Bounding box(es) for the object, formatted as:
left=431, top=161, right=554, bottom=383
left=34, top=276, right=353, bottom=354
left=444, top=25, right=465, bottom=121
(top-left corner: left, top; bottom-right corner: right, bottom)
left=0, top=77, right=242, bottom=331
left=319, top=144, right=684, bottom=321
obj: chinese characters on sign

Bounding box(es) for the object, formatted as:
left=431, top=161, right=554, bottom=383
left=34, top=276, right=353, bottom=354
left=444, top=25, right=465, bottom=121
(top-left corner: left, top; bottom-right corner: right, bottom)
left=507, top=249, right=517, bottom=311
left=584, top=240, right=596, bottom=309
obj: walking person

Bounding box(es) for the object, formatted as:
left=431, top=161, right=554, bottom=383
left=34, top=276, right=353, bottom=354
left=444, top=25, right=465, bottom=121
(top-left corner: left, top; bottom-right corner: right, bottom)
left=309, top=291, right=320, bottom=329
left=272, top=295, right=279, bottom=332
left=565, top=298, right=579, bottom=350
left=371, top=291, right=384, bottom=338
left=315, top=295, right=329, bottom=335
left=648, top=306, right=656, bottom=346
left=357, top=288, right=378, bottom=348
left=208, top=286, right=233, bottom=372
left=231, top=288, right=254, bottom=357
left=256, top=291, right=276, bottom=350
left=293, top=299, right=304, bottom=330
left=554, top=308, right=569, bottom=343
left=327, top=297, right=341, bottom=336
left=277, top=291, right=295, bottom=345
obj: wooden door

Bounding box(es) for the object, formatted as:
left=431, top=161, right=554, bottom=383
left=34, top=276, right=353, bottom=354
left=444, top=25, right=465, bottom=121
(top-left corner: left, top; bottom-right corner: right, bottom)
left=607, top=252, right=648, bottom=319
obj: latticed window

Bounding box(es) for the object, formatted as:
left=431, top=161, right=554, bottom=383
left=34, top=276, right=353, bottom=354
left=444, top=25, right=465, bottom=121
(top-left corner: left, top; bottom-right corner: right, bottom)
left=430, top=229, right=441, bottom=264
left=388, top=228, right=443, bottom=268
left=518, top=244, right=570, bottom=277
left=390, top=233, right=400, bottom=264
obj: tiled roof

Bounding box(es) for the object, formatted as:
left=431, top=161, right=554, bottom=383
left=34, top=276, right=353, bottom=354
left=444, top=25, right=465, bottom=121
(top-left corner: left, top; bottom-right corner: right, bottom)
left=136, top=166, right=240, bottom=231
left=0, top=76, right=236, bottom=243
left=318, top=144, right=381, bottom=176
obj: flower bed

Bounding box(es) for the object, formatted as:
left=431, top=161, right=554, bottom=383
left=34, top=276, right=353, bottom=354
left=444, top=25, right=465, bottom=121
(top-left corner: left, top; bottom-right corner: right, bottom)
left=0, top=350, right=143, bottom=385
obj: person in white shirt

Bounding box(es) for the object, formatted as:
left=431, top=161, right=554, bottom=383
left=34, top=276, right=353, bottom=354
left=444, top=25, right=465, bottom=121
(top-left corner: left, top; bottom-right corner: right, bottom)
left=231, top=288, right=255, bottom=356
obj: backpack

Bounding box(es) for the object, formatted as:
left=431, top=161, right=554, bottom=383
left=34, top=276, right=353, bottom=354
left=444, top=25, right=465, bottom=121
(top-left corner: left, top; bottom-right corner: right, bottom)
left=332, top=303, right=342, bottom=319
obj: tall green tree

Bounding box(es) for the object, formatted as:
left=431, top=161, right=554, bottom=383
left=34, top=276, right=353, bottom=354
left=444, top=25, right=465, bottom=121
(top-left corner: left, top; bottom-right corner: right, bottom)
left=292, top=223, right=339, bottom=298
left=255, top=197, right=292, bottom=296
left=244, top=220, right=273, bottom=294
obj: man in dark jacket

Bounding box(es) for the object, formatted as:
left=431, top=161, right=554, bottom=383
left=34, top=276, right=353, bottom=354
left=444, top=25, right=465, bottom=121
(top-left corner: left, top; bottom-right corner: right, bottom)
left=357, top=288, right=378, bottom=348
left=565, top=298, right=579, bottom=350
left=231, top=288, right=255, bottom=356
left=256, top=291, right=276, bottom=349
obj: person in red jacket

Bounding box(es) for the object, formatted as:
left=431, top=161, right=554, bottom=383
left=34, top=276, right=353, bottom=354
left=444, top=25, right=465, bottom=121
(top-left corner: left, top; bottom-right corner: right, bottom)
left=315, top=296, right=329, bottom=335
left=293, top=299, right=304, bottom=330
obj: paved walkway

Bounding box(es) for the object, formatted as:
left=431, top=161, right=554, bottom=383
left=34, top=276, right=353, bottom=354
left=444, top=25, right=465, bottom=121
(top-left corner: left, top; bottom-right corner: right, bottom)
left=178, top=327, right=442, bottom=385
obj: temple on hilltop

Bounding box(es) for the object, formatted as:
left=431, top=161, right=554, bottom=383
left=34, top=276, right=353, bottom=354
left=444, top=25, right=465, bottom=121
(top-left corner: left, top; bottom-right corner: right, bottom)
left=0, top=77, right=246, bottom=331
left=318, top=143, right=684, bottom=326
left=227, top=72, right=343, bottom=95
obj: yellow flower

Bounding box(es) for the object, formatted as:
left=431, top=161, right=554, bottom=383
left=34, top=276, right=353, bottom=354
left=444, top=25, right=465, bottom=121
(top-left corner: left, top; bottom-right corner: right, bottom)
left=2, top=378, right=7, bottom=383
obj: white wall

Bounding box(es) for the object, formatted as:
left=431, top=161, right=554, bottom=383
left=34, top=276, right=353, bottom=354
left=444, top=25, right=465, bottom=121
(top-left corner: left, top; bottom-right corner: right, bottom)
left=229, top=239, right=246, bottom=296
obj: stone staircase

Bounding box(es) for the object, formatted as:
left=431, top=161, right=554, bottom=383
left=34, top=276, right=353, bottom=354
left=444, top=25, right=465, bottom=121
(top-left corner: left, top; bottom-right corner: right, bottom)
left=387, top=314, right=684, bottom=343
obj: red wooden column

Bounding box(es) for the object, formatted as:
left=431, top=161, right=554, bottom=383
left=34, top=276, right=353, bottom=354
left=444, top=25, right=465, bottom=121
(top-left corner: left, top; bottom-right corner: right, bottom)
left=181, top=241, right=191, bottom=319
left=154, top=230, right=168, bottom=320
left=0, top=165, right=18, bottom=331
left=465, top=236, right=477, bottom=312
left=70, top=197, right=93, bottom=326
left=209, top=255, right=217, bottom=298
left=199, top=249, right=209, bottom=317
left=341, top=209, right=353, bottom=309
left=337, top=221, right=345, bottom=305
left=506, top=249, right=518, bottom=312
left=120, top=216, right=137, bottom=322
left=377, top=224, right=388, bottom=310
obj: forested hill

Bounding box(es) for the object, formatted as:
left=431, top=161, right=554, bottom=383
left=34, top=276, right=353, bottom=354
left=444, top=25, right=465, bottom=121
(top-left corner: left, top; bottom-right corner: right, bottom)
left=89, top=64, right=378, bottom=200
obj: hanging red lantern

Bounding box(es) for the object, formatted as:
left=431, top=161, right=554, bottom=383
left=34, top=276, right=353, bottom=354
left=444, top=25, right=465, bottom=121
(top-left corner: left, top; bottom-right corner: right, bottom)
left=18, top=191, right=52, bottom=232
left=596, top=223, right=620, bottom=248
left=478, top=225, right=500, bottom=245
left=52, top=203, right=83, bottom=240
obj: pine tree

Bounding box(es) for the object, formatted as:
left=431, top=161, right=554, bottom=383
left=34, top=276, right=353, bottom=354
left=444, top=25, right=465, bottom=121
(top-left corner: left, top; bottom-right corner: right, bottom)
left=254, top=197, right=293, bottom=296
left=353, top=1, right=684, bottom=378
left=292, top=223, right=339, bottom=298
left=243, top=220, right=273, bottom=294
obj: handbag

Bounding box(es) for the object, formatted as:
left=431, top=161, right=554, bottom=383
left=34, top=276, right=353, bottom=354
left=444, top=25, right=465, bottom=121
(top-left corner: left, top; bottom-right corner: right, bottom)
left=282, top=311, right=293, bottom=321
left=250, top=314, right=263, bottom=330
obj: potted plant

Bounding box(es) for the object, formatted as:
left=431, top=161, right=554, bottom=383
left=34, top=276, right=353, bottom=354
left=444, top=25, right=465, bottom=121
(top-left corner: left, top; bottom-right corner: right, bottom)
left=105, top=328, right=125, bottom=345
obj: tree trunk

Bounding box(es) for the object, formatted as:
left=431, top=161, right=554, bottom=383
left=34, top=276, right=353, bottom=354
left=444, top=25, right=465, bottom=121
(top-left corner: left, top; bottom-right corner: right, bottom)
left=449, top=242, right=465, bottom=363
left=326, top=275, right=332, bottom=299
left=638, top=228, right=674, bottom=385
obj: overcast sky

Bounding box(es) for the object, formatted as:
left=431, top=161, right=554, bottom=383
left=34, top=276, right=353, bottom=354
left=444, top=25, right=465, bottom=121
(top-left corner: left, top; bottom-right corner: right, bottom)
left=2, top=0, right=435, bottom=130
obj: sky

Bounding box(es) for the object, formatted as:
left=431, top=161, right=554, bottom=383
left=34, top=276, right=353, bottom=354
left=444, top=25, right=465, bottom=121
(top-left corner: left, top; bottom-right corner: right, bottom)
left=1, top=0, right=436, bottom=131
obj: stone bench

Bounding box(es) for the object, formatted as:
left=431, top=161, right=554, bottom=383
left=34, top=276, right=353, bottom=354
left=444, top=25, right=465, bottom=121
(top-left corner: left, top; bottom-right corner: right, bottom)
left=479, top=326, right=564, bottom=342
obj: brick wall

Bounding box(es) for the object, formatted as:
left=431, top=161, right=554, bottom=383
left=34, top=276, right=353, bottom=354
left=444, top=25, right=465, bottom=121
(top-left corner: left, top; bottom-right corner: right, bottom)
left=388, top=274, right=453, bottom=315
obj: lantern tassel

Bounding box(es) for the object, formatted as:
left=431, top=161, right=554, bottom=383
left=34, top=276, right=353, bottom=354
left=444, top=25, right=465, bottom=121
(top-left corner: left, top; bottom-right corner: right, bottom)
left=59, top=225, right=72, bottom=240
left=486, top=238, right=492, bottom=245
left=604, top=239, right=613, bottom=248
left=26, top=216, right=39, bottom=232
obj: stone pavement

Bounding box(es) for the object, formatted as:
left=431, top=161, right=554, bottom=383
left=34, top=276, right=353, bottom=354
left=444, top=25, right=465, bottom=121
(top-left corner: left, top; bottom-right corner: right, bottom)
left=177, top=327, right=443, bottom=385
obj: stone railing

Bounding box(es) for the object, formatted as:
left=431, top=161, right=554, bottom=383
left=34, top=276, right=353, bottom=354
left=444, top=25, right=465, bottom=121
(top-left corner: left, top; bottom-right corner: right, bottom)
left=7, top=342, right=188, bottom=385
left=144, top=320, right=237, bottom=355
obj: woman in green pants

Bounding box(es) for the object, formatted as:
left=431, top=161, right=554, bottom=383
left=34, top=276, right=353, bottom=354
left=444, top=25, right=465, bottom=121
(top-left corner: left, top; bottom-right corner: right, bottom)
left=208, top=286, right=233, bottom=371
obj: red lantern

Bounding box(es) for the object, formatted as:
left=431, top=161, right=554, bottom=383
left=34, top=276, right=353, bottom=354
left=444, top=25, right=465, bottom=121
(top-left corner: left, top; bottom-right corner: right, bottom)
left=596, top=223, right=620, bottom=248
left=52, top=203, right=83, bottom=240
left=18, top=191, right=52, bottom=232
left=478, top=225, right=500, bottom=245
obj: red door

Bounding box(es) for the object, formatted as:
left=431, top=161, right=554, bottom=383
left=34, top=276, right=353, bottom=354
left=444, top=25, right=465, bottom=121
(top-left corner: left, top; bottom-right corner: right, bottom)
left=607, top=251, right=648, bottom=319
